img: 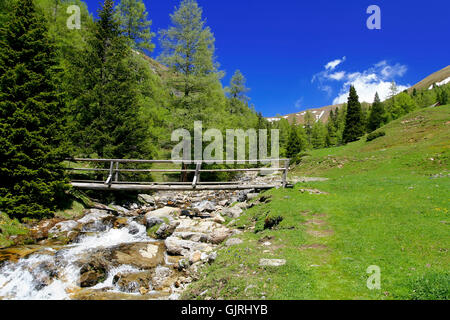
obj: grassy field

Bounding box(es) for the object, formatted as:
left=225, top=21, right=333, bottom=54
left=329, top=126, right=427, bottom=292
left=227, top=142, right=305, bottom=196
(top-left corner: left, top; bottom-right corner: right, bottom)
left=183, top=105, right=450, bottom=300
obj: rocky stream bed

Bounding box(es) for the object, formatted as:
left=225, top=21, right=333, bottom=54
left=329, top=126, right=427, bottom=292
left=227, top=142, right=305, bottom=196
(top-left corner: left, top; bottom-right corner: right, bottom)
left=0, top=172, right=282, bottom=300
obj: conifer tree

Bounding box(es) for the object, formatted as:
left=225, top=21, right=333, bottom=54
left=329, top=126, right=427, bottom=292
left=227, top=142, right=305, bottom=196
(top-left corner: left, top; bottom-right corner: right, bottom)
left=0, top=0, right=68, bottom=219
left=115, top=0, right=155, bottom=52
left=159, top=0, right=221, bottom=102
left=367, top=92, right=385, bottom=132
left=286, top=124, right=305, bottom=159
left=342, top=86, right=364, bottom=143
left=67, top=0, right=151, bottom=159
left=226, top=70, right=250, bottom=103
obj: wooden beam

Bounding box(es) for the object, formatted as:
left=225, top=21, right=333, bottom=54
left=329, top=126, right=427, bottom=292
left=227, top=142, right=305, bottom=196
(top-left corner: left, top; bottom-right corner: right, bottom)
left=70, top=182, right=279, bottom=191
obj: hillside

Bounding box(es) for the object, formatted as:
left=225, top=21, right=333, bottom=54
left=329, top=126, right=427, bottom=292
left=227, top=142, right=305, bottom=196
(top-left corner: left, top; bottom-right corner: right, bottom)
left=267, top=104, right=343, bottom=125
left=408, top=65, right=450, bottom=92
left=184, top=105, right=450, bottom=300
left=268, top=65, right=450, bottom=125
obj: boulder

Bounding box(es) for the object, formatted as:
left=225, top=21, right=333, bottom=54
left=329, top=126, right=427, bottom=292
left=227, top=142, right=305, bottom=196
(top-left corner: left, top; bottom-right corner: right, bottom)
left=145, top=207, right=181, bottom=227
left=164, top=237, right=213, bottom=257
left=79, top=262, right=107, bottom=288
left=152, top=266, right=173, bottom=290
left=111, top=242, right=165, bottom=269
left=207, top=228, right=232, bottom=244
left=193, top=201, right=216, bottom=213
left=225, top=238, right=243, bottom=246
left=212, top=214, right=225, bottom=224
left=259, top=259, right=286, bottom=267
left=138, top=194, right=156, bottom=205
left=112, top=271, right=152, bottom=293
left=77, top=209, right=116, bottom=232
left=222, top=206, right=243, bottom=218
left=155, top=221, right=180, bottom=240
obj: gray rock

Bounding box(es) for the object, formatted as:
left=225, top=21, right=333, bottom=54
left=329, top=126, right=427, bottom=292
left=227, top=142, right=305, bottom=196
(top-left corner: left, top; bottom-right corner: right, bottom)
left=155, top=221, right=180, bottom=239
left=259, top=259, right=286, bottom=267
left=225, top=238, right=243, bottom=246
left=222, top=206, right=243, bottom=218
left=164, top=236, right=213, bottom=257
left=138, top=194, right=156, bottom=205
left=193, top=200, right=216, bottom=213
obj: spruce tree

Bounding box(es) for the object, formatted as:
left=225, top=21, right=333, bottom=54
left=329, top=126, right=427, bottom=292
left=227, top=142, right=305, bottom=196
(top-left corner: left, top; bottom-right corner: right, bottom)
left=342, top=86, right=364, bottom=143
left=0, top=0, right=68, bottom=219
left=67, top=0, right=151, bottom=159
left=115, top=0, right=155, bottom=52
left=286, top=124, right=305, bottom=159
left=367, top=92, right=385, bottom=132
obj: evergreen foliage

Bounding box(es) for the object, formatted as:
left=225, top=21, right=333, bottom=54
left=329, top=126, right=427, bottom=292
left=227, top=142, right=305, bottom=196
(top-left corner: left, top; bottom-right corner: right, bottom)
left=115, top=0, right=155, bottom=52
left=342, top=86, right=365, bottom=143
left=0, top=0, right=68, bottom=219
left=367, top=92, right=385, bottom=132
left=66, top=0, right=152, bottom=159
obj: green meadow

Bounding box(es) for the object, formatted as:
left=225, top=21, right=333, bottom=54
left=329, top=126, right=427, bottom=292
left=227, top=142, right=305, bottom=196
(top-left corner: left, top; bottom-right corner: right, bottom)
left=183, top=105, right=450, bottom=300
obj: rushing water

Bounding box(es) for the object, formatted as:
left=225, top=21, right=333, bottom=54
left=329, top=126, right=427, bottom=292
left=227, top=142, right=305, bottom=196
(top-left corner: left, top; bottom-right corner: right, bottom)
left=0, top=218, right=159, bottom=300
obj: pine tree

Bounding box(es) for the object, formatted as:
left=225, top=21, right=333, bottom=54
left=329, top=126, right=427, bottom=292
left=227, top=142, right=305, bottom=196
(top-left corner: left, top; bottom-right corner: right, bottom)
left=67, top=0, right=151, bottom=160
left=325, top=118, right=337, bottom=147
left=226, top=70, right=250, bottom=103
left=0, top=0, right=68, bottom=219
left=115, top=0, right=155, bottom=52
left=367, top=92, right=385, bottom=132
left=342, top=86, right=364, bottom=143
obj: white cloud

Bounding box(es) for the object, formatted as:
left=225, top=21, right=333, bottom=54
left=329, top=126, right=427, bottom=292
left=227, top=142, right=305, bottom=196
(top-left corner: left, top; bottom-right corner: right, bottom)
left=312, top=58, right=409, bottom=103
left=328, top=71, right=346, bottom=80
left=332, top=73, right=409, bottom=104
left=295, top=98, right=304, bottom=109
left=325, top=56, right=346, bottom=71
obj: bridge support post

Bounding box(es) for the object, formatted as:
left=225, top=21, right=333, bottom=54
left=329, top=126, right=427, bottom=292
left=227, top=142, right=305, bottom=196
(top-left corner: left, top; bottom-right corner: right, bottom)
left=105, top=161, right=114, bottom=186
left=192, top=162, right=202, bottom=188
left=282, top=159, right=289, bottom=187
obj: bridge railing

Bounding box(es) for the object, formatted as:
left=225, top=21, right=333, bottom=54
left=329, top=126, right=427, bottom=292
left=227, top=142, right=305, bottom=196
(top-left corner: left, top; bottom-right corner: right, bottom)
left=64, top=158, right=291, bottom=190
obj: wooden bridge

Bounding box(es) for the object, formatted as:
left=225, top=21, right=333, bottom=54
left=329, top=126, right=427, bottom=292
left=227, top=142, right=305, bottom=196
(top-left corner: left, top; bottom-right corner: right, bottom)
left=66, top=158, right=291, bottom=191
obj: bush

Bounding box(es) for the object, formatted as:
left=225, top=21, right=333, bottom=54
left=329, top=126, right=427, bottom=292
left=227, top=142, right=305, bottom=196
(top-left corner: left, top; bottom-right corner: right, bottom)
left=366, top=130, right=386, bottom=142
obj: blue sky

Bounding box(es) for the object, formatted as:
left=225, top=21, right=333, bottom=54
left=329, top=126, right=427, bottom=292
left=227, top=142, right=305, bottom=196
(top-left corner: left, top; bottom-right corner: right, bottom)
left=83, top=0, right=449, bottom=117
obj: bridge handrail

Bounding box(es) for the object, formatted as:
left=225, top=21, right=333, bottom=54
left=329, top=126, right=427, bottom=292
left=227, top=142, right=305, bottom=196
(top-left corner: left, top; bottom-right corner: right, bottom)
left=64, top=158, right=291, bottom=188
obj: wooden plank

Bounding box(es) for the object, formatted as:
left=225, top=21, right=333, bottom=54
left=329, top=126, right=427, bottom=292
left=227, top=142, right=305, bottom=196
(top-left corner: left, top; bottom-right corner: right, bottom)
left=70, top=182, right=279, bottom=191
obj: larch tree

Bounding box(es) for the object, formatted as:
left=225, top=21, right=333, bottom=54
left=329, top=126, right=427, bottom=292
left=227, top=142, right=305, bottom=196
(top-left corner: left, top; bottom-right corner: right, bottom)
left=226, top=70, right=250, bottom=103
left=115, top=0, right=155, bottom=52
left=158, top=0, right=221, bottom=107
left=0, top=0, right=68, bottom=219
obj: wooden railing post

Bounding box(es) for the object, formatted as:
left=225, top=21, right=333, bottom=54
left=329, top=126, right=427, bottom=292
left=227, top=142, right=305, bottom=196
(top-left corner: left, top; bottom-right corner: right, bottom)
left=115, top=162, right=119, bottom=182
left=105, top=161, right=114, bottom=186
left=192, top=162, right=202, bottom=188
left=282, top=159, right=289, bottom=188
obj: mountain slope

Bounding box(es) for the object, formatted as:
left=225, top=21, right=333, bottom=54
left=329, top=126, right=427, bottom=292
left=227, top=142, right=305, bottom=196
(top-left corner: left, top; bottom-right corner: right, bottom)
left=268, top=66, right=450, bottom=124
left=408, top=65, right=450, bottom=92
